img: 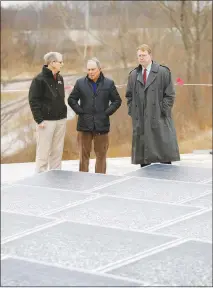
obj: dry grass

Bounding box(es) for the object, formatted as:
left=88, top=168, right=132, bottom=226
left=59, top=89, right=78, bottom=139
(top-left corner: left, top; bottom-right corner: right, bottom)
left=179, top=129, right=212, bottom=153
left=2, top=129, right=211, bottom=164
left=1, top=143, right=37, bottom=164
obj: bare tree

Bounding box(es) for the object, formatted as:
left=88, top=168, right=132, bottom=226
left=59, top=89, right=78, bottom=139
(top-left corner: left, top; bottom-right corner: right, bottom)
left=157, top=1, right=212, bottom=109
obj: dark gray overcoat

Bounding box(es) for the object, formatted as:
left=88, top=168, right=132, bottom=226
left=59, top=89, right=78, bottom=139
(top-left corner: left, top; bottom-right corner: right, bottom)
left=126, top=61, right=180, bottom=164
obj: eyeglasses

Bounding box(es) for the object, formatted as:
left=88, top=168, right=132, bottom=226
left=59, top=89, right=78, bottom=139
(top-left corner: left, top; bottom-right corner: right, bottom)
left=137, top=54, right=149, bottom=58
left=53, top=60, right=64, bottom=64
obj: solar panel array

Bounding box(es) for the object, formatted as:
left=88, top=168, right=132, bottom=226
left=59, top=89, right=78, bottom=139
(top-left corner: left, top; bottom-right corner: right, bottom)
left=1, top=164, right=212, bottom=286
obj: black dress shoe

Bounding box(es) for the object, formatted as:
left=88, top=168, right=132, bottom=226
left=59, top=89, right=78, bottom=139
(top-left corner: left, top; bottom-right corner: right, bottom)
left=140, top=163, right=151, bottom=167
left=160, top=161, right=172, bottom=164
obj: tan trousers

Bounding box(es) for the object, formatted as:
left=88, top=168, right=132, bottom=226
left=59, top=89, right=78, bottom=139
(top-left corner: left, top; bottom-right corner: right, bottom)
left=35, top=118, right=66, bottom=173
left=78, top=131, right=109, bottom=174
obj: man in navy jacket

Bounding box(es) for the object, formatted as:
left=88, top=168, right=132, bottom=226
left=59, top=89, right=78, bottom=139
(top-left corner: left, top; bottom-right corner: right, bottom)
left=68, top=58, right=121, bottom=174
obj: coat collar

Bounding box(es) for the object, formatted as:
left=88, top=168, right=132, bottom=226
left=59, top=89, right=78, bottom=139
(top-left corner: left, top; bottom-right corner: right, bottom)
left=85, top=72, right=105, bottom=94
left=136, top=61, right=159, bottom=90
left=86, top=71, right=104, bottom=83
left=150, top=61, right=160, bottom=73
left=136, top=61, right=159, bottom=73
left=42, top=65, right=60, bottom=78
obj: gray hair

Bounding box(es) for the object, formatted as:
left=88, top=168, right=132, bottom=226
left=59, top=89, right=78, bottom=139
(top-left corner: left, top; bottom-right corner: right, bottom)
left=87, top=57, right=101, bottom=69
left=43, top=52, right=63, bottom=65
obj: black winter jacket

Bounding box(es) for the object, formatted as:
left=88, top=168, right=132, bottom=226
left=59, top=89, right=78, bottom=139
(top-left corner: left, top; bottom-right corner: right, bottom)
left=68, top=73, right=122, bottom=133
left=28, top=66, right=67, bottom=124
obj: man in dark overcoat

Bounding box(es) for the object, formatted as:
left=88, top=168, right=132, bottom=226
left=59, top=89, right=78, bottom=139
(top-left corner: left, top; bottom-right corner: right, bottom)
left=126, top=44, right=180, bottom=167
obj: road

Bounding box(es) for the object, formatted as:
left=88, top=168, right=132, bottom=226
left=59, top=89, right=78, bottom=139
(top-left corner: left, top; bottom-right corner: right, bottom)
left=1, top=73, right=82, bottom=91
left=1, top=75, right=82, bottom=157
left=1, top=74, right=82, bottom=122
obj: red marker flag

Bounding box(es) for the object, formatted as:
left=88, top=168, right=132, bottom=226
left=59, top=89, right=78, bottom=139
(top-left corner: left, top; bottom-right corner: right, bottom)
left=176, top=78, right=184, bottom=86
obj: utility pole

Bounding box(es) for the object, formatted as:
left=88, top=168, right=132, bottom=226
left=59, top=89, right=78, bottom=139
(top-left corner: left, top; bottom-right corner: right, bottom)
left=85, top=0, right=89, bottom=30
left=84, top=0, right=90, bottom=59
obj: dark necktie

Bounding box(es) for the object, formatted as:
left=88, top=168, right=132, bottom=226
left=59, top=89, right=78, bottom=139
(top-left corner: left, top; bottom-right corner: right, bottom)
left=143, top=68, right=147, bottom=85
left=53, top=74, right=57, bottom=80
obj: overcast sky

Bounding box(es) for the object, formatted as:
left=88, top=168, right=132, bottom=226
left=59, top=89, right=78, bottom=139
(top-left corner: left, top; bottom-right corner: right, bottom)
left=1, top=1, right=36, bottom=8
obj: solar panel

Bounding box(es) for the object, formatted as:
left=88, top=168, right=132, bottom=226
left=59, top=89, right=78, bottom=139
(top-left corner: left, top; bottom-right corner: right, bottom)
left=95, top=177, right=212, bottom=204
left=153, top=210, right=212, bottom=242
left=15, top=169, right=121, bottom=191
left=1, top=257, right=141, bottom=286
left=183, top=193, right=212, bottom=209
left=49, top=196, right=200, bottom=231
left=126, top=163, right=212, bottom=183
left=107, top=240, right=212, bottom=286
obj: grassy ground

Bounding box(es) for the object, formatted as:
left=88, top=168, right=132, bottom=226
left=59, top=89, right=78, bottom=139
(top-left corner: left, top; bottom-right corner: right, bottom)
left=108, top=129, right=212, bottom=157
left=178, top=129, right=212, bottom=153
left=1, top=128, right=212, bottom=164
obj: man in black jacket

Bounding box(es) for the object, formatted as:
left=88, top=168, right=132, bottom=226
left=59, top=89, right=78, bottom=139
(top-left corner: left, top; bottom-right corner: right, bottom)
left=68, top=57, right=122, bottom=174
left=29, top=52, right=67, bottom=173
